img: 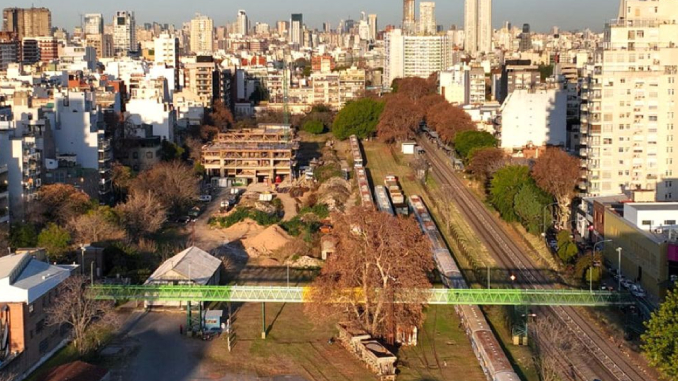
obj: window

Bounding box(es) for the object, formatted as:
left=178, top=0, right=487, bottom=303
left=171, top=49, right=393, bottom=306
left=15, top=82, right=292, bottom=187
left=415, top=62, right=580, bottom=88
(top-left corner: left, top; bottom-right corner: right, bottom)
left=666, top=220, right=676, bottom=226
left=667, top=181, right=674, bottom=188
left=39, top=339, right=49, bottom=354
left=642, top=220, right=652, bottom=226
left=36, top=319, right=45, bottom=333
left=29, top=304, right=34, bottom=314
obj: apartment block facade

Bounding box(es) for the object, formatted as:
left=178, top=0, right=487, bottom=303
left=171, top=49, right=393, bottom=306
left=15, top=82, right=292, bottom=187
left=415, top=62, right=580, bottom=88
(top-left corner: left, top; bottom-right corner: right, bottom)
left=580, top=0, right=678, bottom=200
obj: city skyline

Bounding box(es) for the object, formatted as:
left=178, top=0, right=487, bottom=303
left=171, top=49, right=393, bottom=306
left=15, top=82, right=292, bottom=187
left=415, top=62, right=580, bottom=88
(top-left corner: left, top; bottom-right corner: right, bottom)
left=24, top=0, right=620, bottom=33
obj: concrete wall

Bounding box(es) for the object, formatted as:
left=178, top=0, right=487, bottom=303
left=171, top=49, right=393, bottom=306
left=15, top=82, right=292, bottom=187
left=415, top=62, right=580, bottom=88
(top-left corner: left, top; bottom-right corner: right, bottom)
left=500, top=87, right=567, bottom=150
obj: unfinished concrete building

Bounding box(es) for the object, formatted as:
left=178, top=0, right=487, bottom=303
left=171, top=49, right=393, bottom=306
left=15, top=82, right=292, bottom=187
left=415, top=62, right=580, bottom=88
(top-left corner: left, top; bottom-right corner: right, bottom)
left=202, top=124, right=298, bottom=184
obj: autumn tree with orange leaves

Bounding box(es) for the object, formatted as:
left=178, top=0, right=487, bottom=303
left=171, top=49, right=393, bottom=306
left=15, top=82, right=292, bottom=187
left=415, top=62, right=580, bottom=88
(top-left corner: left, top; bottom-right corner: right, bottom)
left=305, top=208, right=433, bottom=343
left=376, top=94, right=425, bottom=143
left=425, top=102, right=476, bottom=144
left=532, top=148, right=581, bottom=229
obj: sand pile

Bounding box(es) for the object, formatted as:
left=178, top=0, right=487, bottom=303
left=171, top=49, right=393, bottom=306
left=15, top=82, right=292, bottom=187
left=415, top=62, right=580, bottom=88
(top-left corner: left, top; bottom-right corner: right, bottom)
left=245, top=225, right=292, bottom=257
left=318, top=177, right=352, bottom=211
left=223, top=218, right=264, bottom=241
left=286, top=255, right=323, bottom=268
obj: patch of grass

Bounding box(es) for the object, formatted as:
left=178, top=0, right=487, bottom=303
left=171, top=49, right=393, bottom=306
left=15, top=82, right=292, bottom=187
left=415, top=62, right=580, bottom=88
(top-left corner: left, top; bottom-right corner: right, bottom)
left=211, top=207, right=282, bottom=228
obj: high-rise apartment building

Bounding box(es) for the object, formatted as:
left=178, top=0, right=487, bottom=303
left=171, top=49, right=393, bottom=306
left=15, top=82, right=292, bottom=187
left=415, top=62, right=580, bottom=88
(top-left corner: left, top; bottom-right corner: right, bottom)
left=519, top=23, right=532, bottom=52
left=277, top=21, right=288, bottom=36
left=84, top=13, right=103, bottom=35
left=464, top=0, right=492, bottom=55
left=402, top=0, right=416, bottom=34
left=2, top=7, right=51, bottom=40
left=237, top=10, right=249, bottom=36
left=385, top=29, right=451, bottom=87
left=190, top=14, right=214, bottom=54
left=419, top=2, right=436, bottom=35
left=113, top=11, right=137, bottom=55
left=580, top=0, right=678, bottom=200
left=290, top=14, right=303, bottom=45
left=368, top=14, right=378, bottom=41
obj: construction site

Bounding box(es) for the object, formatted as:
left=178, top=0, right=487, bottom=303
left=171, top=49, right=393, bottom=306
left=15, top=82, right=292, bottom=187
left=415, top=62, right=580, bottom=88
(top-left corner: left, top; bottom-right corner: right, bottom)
left=201, top=123, right=299, bottom=184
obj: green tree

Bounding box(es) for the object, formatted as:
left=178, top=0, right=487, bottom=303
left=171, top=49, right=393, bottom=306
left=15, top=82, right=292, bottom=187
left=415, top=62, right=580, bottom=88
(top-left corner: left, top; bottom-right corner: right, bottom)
left=38, top=223, right=72, bottom=262
left=455, top=130, right=497, bottom=160
left=302, top=119, right=325, bottom=134
left=332, top=98, right=385, bottom=140
left=489, top=165, right=530, bottom=222
left=574, top=251, right=603, bottom=283
left=557, top=240, right=579, bottom=264
left=9, top=223, right=38, bottom=249
left=642, top=290, right=678, bottom=380
left=513, top=182, right=552, bottom=235
left=159, top=140, right=185, bottom=161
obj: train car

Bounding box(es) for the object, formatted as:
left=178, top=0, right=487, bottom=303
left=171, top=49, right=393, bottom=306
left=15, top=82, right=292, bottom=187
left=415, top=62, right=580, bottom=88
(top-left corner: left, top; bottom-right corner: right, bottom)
left=350, top=135, right=364, bottom=168
left=374, top=185, right=395, bottom=216
left=408, top=195, right=520, bottom=381
left=356, top=168, right=374, bottom=208
left=384, top=176, right=409, bottom=216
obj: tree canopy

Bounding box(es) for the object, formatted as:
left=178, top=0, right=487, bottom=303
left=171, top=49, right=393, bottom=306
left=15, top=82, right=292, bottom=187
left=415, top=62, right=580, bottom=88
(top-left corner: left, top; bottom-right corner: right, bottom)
left=302, top=119, right=325, bottom=134
left=305, top=208, right=433, bottom=342
left=532, top=148, right=580, bottom=229
left=513, top=181, right=552, bottom=235
left=332, top=98, right=385, bottom=140
left=425, top=102, right=475, bottom=144
left=376, top=94, right=424, bottom=143
left=37, top=223, right=72, bottom=262
left=467, top=147, right=506, bottom=182
left=131, top=161, right=200, bottom=214
left=34, top=184, right=92, bottom=225
left=454, top=130, right=498, bottom=160
left=489, top=165, right=531, bottom=222
left=642, top=290, right=678, bottom=380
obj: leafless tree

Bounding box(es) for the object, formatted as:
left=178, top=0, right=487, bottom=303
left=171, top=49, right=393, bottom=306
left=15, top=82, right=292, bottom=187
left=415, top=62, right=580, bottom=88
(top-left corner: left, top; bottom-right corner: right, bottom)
left=532, top=148, right=580, bottom=229
left=376, top=94, right=424, bottom=143
left=425, top=102, right=475, bottom=144
left=69, top=209, right=126, bottom=245
left=467, top=147, right=507, bottom=182
left=32, top=184, right=92, bottom=225
left=305, top=208, right=434, bottom=342
left=435, top=185, right=456, bottom=234
left=131, top=161, right=200, bottom=214
left=530, top=314, right=584, bottom=381
left=45, top=276, right=120, bottom=355
left=115, top=190, right=167, bottom=240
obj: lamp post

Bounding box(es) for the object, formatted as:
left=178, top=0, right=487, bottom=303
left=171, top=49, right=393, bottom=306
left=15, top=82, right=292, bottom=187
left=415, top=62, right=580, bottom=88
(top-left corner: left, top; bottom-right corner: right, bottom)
left=510, top=274, right=516, bottom=288
left=616, top=247, right=623, bottom=291
left=591, top=239, right=611, bottom=292
left=542, top=202, right=558, bottom=237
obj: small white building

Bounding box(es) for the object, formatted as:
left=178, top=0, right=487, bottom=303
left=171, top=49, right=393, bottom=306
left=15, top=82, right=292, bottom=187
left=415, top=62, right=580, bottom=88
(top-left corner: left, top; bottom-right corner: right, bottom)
left=623, top=203, right=678, bottom=232
left=499, top=87, right=567, bottom=151
left=145, top=246, right=222, bottom=308
left=401, top=142, right=416, bottom=155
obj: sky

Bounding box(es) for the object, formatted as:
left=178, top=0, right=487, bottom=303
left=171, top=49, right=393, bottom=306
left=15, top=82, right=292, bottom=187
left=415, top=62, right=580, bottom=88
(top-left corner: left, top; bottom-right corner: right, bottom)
left=24, top=0, right=620, bottom=33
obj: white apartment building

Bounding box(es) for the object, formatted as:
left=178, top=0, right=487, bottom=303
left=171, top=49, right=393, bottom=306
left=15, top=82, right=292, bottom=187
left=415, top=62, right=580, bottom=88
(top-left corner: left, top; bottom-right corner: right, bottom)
left=236, top=10, right=249, bottom=36
left=623, top=202, right=678, bottom=231
left=368, top=14, right=378, bottom=41
left=84, top=13, right=103, bottom=35
left=439, top=63, right=485, bottom=105
left=464, top=0, right=492, bottom=55
left=154, top=33, right=179, bottom=67
left=580, top=0, right=678, bottom=200
left=126, top=78, right=176, bottom=142
left=113, top=11, right=137, bottom=55
left=500, top=87, right=567, bottom=151
left=384, top=29, right=451, bottom=87
left=290, top=14, right=303, bottom=45
left=419, top=2, right=436, bottom=36
left=311, top=67, right=366, bottom=110
left=190, top=14, right=214, bottom=54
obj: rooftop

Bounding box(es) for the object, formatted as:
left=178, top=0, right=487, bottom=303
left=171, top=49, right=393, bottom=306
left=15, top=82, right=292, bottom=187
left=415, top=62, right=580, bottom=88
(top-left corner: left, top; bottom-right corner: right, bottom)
left=625, top=202, right=678, bottom=212
left=146, top=246, right=221, bottom=286
left=0, top=253, right=71, bottom=303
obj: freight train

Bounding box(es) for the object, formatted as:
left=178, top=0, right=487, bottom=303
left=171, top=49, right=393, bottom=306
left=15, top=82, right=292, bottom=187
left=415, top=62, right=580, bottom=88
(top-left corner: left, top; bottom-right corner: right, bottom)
left=408, top=195, right=520, bottom=381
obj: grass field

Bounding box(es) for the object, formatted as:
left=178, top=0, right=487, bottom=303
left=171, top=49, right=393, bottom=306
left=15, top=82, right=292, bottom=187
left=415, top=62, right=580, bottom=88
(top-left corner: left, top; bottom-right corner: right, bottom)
left=363, top=141, right=539, bottom=381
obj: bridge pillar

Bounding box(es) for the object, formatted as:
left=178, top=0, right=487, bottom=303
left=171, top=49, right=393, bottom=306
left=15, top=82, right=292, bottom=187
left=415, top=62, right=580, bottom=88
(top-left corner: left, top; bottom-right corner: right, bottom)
left=261, top=303, right=266, bottom=339
left=186, top=301, right=192, bottom=335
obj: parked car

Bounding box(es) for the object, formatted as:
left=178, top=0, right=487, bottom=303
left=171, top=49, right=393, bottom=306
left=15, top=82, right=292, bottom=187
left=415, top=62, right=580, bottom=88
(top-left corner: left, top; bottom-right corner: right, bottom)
left=199, top=194, right=212, bottom=202
left=621, top=278, right=632, bottom=289
left=176, top=216, right=191, bottom=224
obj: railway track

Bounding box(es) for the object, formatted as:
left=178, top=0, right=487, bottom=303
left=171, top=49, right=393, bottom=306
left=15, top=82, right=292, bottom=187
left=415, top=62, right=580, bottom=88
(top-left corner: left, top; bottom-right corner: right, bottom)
left=419, top=137, right=651, bottom=381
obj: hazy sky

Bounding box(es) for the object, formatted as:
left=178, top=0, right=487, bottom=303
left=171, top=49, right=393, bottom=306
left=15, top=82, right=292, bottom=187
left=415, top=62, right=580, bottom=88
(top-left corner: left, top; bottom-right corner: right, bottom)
left=25, top=0, right=620, bottom=33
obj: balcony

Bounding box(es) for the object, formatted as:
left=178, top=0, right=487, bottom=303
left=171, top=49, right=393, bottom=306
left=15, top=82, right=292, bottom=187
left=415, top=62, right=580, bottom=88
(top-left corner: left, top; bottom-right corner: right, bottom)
left=579, top=148, right=589, bottom=158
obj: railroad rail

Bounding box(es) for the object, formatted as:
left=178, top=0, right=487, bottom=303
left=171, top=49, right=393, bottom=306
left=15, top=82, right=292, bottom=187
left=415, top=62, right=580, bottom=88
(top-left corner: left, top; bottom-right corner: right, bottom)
left=419, top=136, right=651, bottom=381
left=88, top=285, right=633, bottom=306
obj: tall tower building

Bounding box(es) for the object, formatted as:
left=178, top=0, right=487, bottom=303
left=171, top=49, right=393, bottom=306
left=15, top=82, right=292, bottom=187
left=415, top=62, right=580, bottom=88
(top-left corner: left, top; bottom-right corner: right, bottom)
left=580, top=0, right=678, bottom=200
left=190, top=14, right=214, bottom=54
left=84, top=13, right=103, bottom=35
left=464, top=0, right=492, bottom=55
left=402, top=0, right=415, bottom=34
left=2, top=7, right=51, bottom=40
left=419, top=2, right=436, bottom=35
left=290, top=13, right=303, bottom=45
left=236, top=10, right=249, bottom=36
left=385, top=29, right=451, bottom=87
left=113, top=11, right=137, bottom=55
left=368, top=14, right=378, bottom=40
left=519, top=23, right=531, bottom=52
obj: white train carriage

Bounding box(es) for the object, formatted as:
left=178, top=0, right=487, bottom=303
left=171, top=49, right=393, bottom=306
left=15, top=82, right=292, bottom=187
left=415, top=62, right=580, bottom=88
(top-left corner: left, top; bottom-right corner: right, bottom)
left=434, top=248, right=465, bottom=289
left=374, top=185, right=395, bottom=216
left=472, top=331, right=518, bottom=381
left=356, top=168, right=374, bottom=208
left=350, top=135, right=364, bottom=168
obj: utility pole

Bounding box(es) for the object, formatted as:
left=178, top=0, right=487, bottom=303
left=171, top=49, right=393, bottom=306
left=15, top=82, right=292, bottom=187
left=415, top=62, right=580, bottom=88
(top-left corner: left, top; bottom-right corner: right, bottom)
left=616, top=247, right=623, bottom=291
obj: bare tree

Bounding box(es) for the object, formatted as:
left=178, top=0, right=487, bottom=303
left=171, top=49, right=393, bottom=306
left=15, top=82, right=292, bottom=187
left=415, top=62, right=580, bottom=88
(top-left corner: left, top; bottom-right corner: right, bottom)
left=435, top=185, right=456, bottom=234
left=532, top=148, right=580, bottom=229
left=530, top=314, right=584, bottom=381
left=425, top=102, right=475, bottom=144
left=45, top=276, right=119, bottom=355
left=376, top=94, right=424, bottom=143
left=131, top=161, right=200, bottom=214
left=115, top=190, right=167, bottom=240
left=467, top=147, right=506, bottom=182
left=305, top=208, right=434, bottom=342
left=70, top=208, right=126, bottom=245
left=32, top=184, right=92, bottom=225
